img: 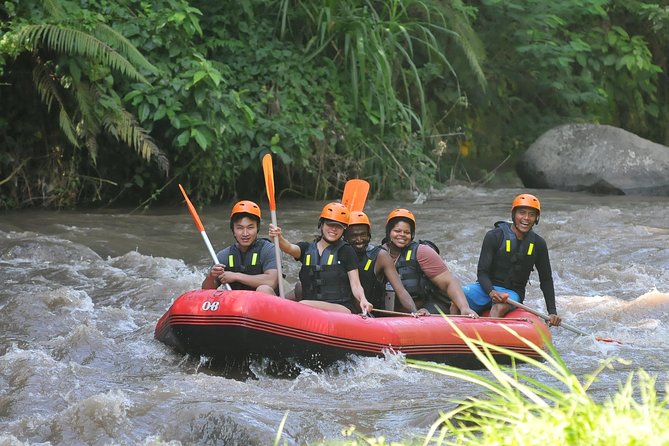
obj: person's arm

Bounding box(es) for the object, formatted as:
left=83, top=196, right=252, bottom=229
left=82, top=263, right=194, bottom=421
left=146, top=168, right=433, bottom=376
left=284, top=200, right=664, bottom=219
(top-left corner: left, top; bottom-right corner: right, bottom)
left=222, top=269, right=278, bottom=290
left=535, top=237, right=561, bottom=326
left=376, top=250, right=422, bottom=314
left=419, top=245, right=478, bottom=317
left=268, top=223, right=301, bottom=258
left=347, top=268, right=373, bottom=314
left=202, top=263, right=225, bottom=289
left=431, top=269, right=478, bottom=317
left=341, top=245, right=372, bottom=314
left=202, top=248, right=228, bottom=289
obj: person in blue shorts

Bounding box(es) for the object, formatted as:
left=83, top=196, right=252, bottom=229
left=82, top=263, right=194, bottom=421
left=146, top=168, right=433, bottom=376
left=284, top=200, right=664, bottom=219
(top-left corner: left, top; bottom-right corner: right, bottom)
left=461, top=193, right=562, bottom=326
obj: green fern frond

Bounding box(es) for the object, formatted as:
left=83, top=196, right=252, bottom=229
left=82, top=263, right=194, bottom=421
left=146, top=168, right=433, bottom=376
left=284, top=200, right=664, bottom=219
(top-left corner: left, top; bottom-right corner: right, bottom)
left=92, top=24, right=158, bottom=75
left=58, top=107, right=79, bottom=148
left=85, top=134, right=99, bottom=164
left=439, top=0, right=487, bottom=90
left=42, top=0, right=67, bottom=20
left=17, top=24, right=149, bottom=84
left=32, top=63, right=60, bottom=112
left=102, top=109, right=169, bottom=174
left=32, top=64, right=80, bottom=148
left=72, top=79, right=99, bottom=136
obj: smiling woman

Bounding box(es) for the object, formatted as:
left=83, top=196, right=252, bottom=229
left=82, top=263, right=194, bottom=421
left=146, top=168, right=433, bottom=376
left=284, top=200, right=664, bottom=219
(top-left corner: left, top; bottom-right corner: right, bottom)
left=383, top=208, right=478, bottom=317
left=268, top=202, right=373, bottom=314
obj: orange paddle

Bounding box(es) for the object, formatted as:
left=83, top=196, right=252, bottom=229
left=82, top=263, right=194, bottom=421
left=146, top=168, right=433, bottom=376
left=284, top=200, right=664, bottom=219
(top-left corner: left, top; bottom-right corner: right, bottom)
left=341, top=179, right=370, bottom=212
left=178, top=184, right=231, bottom=290
left=508, top=300, right=622, bottom=344
left=262, top=154, right=285, bottom=298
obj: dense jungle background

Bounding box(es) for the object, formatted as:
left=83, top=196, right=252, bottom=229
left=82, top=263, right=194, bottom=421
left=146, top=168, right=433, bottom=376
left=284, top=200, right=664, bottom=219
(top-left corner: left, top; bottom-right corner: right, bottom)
left=1, top=0, right=667, bottom=209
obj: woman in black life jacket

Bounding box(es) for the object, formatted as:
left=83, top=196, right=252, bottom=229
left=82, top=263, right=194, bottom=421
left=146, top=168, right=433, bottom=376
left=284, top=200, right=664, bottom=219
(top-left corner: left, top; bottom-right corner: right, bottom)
left=269, top=202, right=373, bottom=314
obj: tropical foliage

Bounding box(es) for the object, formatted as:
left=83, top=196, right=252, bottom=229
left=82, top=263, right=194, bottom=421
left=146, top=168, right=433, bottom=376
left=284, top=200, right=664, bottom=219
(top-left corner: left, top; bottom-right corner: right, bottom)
left=1, top=0, right=668, bottom=208
left=291, top=323, right=669, bottom=445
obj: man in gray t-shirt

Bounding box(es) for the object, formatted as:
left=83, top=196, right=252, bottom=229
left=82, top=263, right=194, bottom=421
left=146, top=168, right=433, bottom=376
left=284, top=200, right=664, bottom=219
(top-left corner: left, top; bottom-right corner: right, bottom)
left=202, top=200, right=278, bottom=294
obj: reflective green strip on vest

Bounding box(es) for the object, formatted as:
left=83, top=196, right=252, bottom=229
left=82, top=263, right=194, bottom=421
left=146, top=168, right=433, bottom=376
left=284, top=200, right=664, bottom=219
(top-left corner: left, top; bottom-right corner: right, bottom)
left=327, top=254, right=334, bottom=265
left=251, top=252, right=258, bottom=266
left=228, top=254, right=234, bottom=267
left=527, top=243, right=534, bottom=255
left=505, top=240, right=511, bottom=252
left=305, top=254, right=311, bottom=266
left=364, top=259, right=372, bottom=271
left=405, top=249, right=412, bottom=261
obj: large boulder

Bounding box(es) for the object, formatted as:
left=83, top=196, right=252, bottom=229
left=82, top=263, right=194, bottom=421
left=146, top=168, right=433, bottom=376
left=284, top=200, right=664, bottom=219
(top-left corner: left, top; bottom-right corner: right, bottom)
left=516, top=124, right=669, bottom=195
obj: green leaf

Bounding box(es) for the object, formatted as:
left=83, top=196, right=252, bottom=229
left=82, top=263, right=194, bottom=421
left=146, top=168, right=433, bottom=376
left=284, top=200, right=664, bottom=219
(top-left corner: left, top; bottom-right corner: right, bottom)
left=191, top=127, right=209, bottom=149
left=138, top=102, right=150, bottom=122
left=176, top=130, right=190, bottom=146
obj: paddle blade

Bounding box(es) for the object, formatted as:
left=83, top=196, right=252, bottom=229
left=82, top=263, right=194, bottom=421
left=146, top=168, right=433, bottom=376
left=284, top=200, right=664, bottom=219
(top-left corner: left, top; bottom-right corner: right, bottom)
left=178, top=184, right=205, bottom=232
left=342, top=179, right=370, bottom=212
left=262, top=154, right=276, bottom=211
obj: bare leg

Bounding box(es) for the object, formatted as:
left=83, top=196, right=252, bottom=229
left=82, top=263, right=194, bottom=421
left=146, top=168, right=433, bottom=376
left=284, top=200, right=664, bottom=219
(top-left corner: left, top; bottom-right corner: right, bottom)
left=256, top=284, right=276, bottom=295
left=298, top=300, right=352, bottom=313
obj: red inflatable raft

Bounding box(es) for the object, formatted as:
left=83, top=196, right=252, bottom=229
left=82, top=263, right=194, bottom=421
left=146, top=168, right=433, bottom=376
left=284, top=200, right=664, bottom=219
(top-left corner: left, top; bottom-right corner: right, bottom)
left=154, top=289, right=552, bottom=369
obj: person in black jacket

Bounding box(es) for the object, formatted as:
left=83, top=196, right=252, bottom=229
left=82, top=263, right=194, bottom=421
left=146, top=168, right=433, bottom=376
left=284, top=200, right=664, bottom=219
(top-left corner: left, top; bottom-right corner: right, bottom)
left=461, top=193, right=562, bottom=326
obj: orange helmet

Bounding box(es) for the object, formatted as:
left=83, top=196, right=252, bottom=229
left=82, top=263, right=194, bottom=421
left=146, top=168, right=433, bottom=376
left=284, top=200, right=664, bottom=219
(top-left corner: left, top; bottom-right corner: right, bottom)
left=385, top=208, right=416, bottom=239
left=231, top=200, right=262, bottom=219
left=319, top=202, right=350, bottom=226
left=386, top=208, right=416, bottom=226
left=511, top=194, right=541, bottom=214
left=511, top=193, right=541, bottom=223
left=348, top=211, right=371, bottom=229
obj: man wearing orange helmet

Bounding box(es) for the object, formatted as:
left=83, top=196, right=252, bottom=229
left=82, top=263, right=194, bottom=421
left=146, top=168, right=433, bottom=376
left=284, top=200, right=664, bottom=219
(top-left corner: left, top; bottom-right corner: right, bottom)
left=202, top=200, right=278, bottom=294
left=345, top=211, right=429, bottom=316
left=461, top=193, right=562, bottom=326
left=268, top=202, right=373, bottom=314
left=383, top=208, right=478, bottom=317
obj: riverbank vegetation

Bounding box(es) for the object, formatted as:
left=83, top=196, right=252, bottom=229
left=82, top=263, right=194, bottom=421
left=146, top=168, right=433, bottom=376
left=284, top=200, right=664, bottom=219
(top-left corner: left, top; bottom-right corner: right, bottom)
left=310, top=325, right=669, bottom=445
left=1, top=0, right=668, bottom=209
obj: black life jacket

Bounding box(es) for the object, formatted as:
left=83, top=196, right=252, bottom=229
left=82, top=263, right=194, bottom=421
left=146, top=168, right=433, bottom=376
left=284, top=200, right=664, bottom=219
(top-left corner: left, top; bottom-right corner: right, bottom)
left=393, top=240, right=438, bottom=302
left=298, top=239, right=353, bottom=304
left=490, top=221, right=537, bottom=297
left=357, top=244, right=385, bottom=309
left=222, top=238, right=271, bottom=291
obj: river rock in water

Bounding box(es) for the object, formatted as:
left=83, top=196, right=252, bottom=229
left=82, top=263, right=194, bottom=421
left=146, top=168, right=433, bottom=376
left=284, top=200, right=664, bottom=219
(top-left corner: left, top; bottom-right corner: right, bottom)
left=516, top=124, right=669, bottom=196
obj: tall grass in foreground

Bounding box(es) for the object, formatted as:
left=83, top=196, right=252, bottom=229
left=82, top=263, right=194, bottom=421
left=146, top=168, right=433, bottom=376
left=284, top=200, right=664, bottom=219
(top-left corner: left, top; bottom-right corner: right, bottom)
left=301, top=321, right=669, bottom=446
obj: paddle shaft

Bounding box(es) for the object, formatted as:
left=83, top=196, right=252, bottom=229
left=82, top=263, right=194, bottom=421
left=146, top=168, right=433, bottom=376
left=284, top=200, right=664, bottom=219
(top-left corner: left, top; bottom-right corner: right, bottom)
left=371, top=308, right=528, bottom=321
left=269, top=208, right=285, bottom=298
left=178, top=184, right=231, bottom=290
left=507, top=300, right=588, bottom=335
left=262, top=154, right=285, bottom=298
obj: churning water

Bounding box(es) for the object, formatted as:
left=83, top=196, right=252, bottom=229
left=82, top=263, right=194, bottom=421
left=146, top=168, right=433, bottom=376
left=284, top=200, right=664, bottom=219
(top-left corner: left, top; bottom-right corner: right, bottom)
left=1, top=187, right=668, bottom=445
